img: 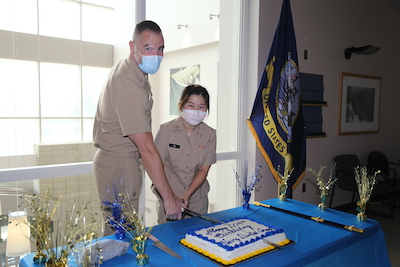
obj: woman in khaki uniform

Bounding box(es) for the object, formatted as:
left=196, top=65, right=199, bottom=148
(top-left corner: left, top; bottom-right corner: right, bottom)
left=153, top=85, right=216, bottom=224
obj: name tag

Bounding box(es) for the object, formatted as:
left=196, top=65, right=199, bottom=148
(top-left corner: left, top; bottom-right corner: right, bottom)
left=169, top=143, right=180, bottom=149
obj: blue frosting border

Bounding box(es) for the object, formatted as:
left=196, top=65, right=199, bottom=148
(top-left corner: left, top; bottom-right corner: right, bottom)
left=187, top=216, right=284, bottom=251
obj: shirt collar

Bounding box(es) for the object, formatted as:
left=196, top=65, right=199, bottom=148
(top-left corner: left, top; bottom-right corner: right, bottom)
left=172, top=116, right=205, bottom=134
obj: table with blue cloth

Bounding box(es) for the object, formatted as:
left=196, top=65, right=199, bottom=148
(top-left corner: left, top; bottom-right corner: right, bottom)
left=20, top=198, right=390, bottom=267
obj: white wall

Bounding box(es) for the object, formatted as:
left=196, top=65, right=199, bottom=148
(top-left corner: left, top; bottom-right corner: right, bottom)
left=146, top=0, right=219, bottom=53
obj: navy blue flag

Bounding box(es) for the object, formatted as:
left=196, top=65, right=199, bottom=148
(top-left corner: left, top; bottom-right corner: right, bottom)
left=247, top=0, right=306, bottom=198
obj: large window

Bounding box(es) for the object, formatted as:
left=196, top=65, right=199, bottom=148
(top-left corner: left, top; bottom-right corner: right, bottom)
left=0, top=0, right=115, bottom=42
left=0, top=0, right=115, bottom=157
left=0, top=0, right=124, bottom=246
left=0, top=0, right=257, bottom=225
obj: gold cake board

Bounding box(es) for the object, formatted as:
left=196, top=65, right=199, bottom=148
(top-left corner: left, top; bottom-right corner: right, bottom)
left=180, top=240, right=295, bottom=266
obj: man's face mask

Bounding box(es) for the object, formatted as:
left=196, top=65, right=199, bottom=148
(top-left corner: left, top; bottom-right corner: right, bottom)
left=135, top=45, right=163, bottom=74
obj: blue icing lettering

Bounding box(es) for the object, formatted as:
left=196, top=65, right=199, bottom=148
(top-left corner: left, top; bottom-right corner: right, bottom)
left=196, top=218, right=282, bottom=249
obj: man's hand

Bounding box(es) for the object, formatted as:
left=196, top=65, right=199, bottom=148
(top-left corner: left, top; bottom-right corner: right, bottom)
left=130, top=132, right=187, bottom=220
left=164, top=195, right=187, bottom=221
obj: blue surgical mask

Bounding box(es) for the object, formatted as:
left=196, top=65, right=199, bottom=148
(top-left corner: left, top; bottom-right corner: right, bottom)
left=135, top=45, right=163, bottom=74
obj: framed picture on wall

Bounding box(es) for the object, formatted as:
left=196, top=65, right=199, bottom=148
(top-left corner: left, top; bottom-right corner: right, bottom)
left=170, top=65, right=200, bottom=115
left=338, top=72, right=381, bottom=135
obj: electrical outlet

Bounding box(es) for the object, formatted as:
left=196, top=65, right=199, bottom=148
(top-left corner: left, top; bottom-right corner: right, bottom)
left=302, top=183, right=306, bottom=193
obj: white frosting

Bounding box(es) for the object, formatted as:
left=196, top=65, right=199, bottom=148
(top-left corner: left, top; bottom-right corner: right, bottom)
left=185, top=218, right=287, bottom=261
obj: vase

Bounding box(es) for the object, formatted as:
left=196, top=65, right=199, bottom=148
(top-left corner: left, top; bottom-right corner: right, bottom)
left=32, top=227, right=50, bottom=264
left=356, top=201, right=367, bottom=221
left=114, top=226, right=126, bottom=240
left=278, top=181, right=288, bottom=201
left=318, top=190, right=328, bottom=210
left=45, top=257, right=68, bottom=267
left=242, top=191, right=251, bottom=209
left=136, top=252, right=149, bottom=266
left=132, top=238, right=149, bottom=265
left=318, top=202, right=327, bottom=210
left=33, top=251, right=47, bottom=264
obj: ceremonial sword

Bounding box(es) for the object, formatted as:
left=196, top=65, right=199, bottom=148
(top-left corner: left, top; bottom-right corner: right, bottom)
left=253, top=201, right=364, bottom=234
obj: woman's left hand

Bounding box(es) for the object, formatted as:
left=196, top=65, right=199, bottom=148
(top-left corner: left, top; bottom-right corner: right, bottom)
left=181, top=196, right=190, bottom=207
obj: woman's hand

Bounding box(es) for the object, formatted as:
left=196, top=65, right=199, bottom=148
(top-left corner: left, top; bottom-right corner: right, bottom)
left=181, top=195, right=190, bottom=208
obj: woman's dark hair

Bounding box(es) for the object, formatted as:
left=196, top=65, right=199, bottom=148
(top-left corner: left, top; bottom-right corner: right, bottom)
left=178, top=84, right=210, bottom=112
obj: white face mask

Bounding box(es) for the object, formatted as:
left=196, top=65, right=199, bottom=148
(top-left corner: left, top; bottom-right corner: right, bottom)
left=182, top=109, right=207, bottom=126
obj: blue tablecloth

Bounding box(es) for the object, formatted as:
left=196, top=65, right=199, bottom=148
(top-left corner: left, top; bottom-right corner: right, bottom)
left=20, top=198, right=391, bottom=266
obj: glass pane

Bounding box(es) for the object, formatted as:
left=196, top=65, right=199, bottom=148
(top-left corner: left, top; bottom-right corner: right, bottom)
left=41, top=119, right=80, bottom=143
left=82, top=66, right=110, bottom=117
left=0, top=0, right=38, bottom=34
left=216, top=0, right=240, bottom=153
left=40, top=63, right=81, bottom=117
left=82, top=5, right=115, bottom=44
left=0, top=59, right=39, bottom=117
left=38, top=0, right=80, bottom=40
left=0, top=119, right=39, bottom=156
left=83, top=118, right=94, bottom=142
left=208, top=159, right=238, bottom=212
left=84, top=0, right=114, bottom=8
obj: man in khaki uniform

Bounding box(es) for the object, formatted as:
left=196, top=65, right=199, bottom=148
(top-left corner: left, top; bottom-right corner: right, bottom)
left=93, top=20, right=185, bottom=235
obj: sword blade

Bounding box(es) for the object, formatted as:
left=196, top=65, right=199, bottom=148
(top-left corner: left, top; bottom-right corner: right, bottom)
left=149, top=234, right=182, bottom=259
left=183, top=209, right=224, bottom=224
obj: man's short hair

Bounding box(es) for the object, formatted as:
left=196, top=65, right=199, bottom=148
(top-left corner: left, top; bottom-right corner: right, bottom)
left=133, top=20, right=162, bottom=41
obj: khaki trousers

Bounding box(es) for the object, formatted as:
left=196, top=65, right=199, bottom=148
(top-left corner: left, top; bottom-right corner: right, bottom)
left=93, top=149, right=142, bottom=236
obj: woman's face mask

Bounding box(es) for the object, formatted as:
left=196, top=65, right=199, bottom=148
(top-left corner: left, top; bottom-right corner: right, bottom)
left=182, top=109, right=207, bottom=126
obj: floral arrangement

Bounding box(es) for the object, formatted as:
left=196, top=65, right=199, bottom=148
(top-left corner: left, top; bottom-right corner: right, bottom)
left=307, top=164, right=337, bottom=210
left=102, top=193, right=126, bottom=240
left=354, top=166, right=379, bottom=221
left=101, top=179, right=132, bottom=240
left=106, top=193, right=153, bottom=265
left=24, top=186, right=100, bottom=267
left=46, top=202, right=99, bottom=266
left=233, top=163, right=262, bottom=209
left=23, top=186, right=63, bottom=264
